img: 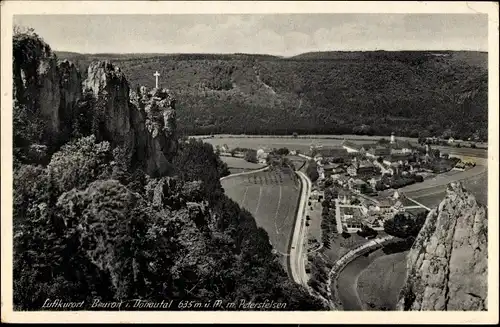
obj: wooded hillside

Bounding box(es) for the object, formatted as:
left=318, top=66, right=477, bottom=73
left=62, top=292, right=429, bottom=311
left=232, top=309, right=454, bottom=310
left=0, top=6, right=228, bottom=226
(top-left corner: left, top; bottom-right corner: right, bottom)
left=58, top=50, right=488, bottom=141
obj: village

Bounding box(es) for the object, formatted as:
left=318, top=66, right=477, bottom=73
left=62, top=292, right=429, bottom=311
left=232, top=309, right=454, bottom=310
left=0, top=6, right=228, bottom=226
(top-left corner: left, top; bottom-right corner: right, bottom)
left=305, top=132, right=477, bottom=236
left=213, top=132, right=477, bottom=238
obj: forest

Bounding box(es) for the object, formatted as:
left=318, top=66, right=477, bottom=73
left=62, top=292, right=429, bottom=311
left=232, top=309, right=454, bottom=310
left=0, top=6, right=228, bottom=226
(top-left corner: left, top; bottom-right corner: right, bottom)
left=58, top=50, right=488, bottom=141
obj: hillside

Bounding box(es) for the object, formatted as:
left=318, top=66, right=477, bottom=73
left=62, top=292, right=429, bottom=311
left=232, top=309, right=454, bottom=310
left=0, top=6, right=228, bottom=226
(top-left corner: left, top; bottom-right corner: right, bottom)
left=14, top=28, right=324, bottom=311
left=398, top=181, right=488, bottom=311
left=56, top=50, right=488, bottom=141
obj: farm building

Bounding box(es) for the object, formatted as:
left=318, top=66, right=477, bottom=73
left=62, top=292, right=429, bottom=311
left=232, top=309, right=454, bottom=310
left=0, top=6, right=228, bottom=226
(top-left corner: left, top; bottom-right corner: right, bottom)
left=366, top=145, right=391, bottom=159
left=312, top=147, right=350, bottom=160
left=341, top=207, right=365, bottom=232
left=341, top=140, right=365, bottom=153
left=347, top=160, right=378, bottom=177
left=383, top=154, right=413, bottom=166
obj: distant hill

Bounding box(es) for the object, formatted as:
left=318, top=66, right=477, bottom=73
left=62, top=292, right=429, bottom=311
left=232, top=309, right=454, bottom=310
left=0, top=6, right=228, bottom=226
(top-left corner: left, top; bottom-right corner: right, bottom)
left=56, top=50, right=488, bottom=140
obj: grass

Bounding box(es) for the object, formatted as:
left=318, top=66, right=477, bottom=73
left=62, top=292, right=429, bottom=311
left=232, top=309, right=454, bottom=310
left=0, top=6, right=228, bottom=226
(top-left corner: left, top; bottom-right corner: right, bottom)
left=356, top=250, right=409, bottom=310
left=221, top=168, right=301, bottom=267
left=219, top=156, right=266, bottom=170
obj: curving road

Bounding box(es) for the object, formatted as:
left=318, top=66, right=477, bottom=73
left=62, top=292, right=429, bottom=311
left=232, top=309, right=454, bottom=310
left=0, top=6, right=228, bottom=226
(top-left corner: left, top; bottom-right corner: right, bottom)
left=289, top=170, right=311, bottom=287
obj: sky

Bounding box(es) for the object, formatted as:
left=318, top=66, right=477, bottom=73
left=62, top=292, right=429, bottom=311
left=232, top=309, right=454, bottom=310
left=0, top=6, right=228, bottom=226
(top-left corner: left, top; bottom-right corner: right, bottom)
left=14, top=14, right=488, bottom=56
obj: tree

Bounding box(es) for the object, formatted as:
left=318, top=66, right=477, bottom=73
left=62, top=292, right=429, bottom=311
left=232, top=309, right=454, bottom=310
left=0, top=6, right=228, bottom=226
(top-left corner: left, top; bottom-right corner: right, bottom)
left=414, top=174, right=424, bottom=183
left=305, top=161, right=319, bottom=182
left=244, top=149, right=258, bottom=163
left=383, top=212, right=427, bottom=239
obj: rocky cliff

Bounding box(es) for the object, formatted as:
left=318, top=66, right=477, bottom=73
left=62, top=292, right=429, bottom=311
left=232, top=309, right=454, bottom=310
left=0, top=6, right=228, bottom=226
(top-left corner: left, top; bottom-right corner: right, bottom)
left=83, top=61, right=177, bottom=176
left=14, top=30, right=177, bottom=176
left=13, top=32, right=82, bottom=141
left=398, top=181, right=488, bottom=311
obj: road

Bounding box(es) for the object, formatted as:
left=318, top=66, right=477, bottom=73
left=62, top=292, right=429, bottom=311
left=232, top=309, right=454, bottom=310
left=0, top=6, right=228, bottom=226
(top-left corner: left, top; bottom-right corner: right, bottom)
left=219, top=165, right=269, bottom=181
left=289, top=170, right=311, bottom=287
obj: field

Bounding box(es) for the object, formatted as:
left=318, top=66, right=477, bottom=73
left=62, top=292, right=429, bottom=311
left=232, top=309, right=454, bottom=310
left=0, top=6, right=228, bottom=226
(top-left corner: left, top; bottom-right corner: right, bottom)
left=219, top=156, right=266, bottom=174
left=404, top=166, right=488, bottom=209
left=356, top=251, right=408, bottom=310
left=200, top=135, right=488, bottom=158
left=221, top=168, right=301, bottom=268
left=203, top=136, right=369, bottom=154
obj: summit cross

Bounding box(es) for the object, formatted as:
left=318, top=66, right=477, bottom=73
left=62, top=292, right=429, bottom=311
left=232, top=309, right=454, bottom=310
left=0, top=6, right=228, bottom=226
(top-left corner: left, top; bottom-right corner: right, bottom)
left=154, top=71, right=160, bottom=88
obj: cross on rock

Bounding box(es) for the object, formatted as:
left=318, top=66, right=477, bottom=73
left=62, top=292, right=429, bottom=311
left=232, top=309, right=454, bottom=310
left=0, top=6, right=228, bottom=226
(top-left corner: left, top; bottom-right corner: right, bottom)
left=154, top=71, right=160, bottom=88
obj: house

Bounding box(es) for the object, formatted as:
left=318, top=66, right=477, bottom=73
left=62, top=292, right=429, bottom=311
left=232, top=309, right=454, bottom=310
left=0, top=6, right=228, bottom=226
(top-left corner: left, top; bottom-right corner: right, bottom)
left=347, top=160, right=377, bottom=177
left=453, top=161, right=466, bottom=171
left=341, top=140, right=364, bottom=153
left=338, top=189, right=352, bottom=204
left=368, top=177, right=379, bottom=188
left=341, top=207, right=365, bottom=232
left=310, top=190, right=321, bottom=201
left=336, top=175, right=350, bottom=187
left=448, top=137, right=455, bottom=144
left=389, top=141, right=414, bottom=155
left=313, top=153, right=324, bottom=164
left=366, top=145, right=391, bottom=159
left=257, top=151, right=269, bottom=164
left=323, top=163, right=343, bottom=177
left=347, top=164, right=358, bottom=177
left=317, top=165, right=325, bottom=180
left=349, top=178, right=367, bottom=193
left=383, top=154, right=413, bottom=167
left=357, top=160, right=378, bottom=176
left=312, top=147, right=350, bottom=161
left=289, top=150, right=297, bottom=155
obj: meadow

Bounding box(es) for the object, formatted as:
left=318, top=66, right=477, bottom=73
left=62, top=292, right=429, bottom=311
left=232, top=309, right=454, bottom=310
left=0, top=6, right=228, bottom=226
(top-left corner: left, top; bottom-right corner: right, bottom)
left=203, top=136, right=371, bottom=154
left=221, top=168, right=301, bottom=268
left=219, top=156, right=266, bottom=174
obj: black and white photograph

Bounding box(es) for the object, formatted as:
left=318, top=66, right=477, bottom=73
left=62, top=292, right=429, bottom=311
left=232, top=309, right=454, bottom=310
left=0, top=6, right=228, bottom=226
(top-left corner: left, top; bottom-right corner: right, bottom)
left=1, top=1, right=498, bottom=324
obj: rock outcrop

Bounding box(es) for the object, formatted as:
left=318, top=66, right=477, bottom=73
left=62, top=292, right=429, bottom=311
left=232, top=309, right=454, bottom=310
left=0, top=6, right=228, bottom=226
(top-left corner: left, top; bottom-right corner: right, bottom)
left=13, top=32, right=82, bottom=141
left=397, top=181, right=488, bottom=311
left=83, top=61, right=177, bottom=176
left=58, top=59, right=83, bottom=128
left=14, top=31, right=178, bottom=176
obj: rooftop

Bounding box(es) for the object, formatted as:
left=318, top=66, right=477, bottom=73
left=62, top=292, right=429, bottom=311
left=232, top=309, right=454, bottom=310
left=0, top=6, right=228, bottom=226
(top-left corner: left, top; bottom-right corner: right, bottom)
left=341, top=140, right=363, bottom=150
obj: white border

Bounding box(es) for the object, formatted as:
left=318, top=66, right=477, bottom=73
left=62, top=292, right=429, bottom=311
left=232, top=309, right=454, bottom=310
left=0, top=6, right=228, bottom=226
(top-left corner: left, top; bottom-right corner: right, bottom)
left=1, top=1, right=498, bottom=324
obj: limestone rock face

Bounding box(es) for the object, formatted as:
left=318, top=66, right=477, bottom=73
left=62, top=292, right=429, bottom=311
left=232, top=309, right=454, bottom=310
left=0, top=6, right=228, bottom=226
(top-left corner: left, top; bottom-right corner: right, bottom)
left=84, top=61, right=177, bottom=176
left=58, top=59, right=82, bottom=117
left=131, top=86, right=178, bottom=175
left=13, top=35, right=82, bottom=141
left=398, top=181, right=488, bottom=311
left=13, top=39, right=61, bottom=137
left=83, top=61, right=133, bottom=146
